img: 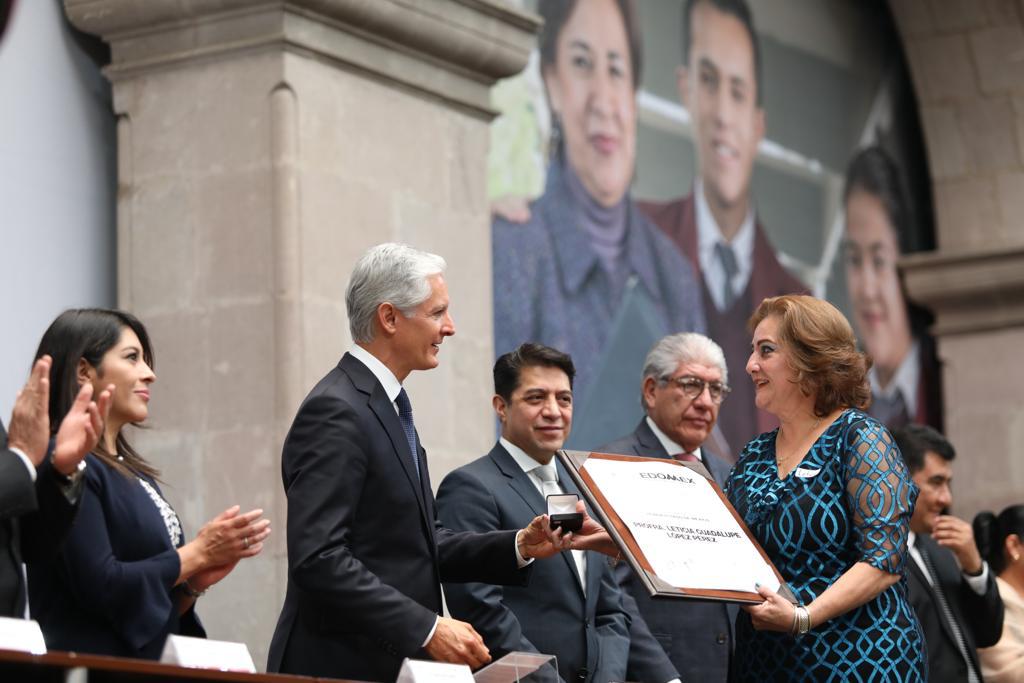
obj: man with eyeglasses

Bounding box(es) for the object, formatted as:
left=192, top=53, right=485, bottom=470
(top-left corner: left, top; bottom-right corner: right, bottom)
left=599, top=332, right=735, bottom=683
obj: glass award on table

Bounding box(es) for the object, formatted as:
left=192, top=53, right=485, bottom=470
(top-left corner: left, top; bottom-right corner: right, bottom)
left=473, top=652, right=558, bottom=683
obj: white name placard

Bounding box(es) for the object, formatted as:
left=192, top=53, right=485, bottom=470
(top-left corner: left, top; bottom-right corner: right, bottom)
left=396, top=658, right=475, bottom=683
left=0, top=617, right=46, bottom=655
left=159, top=634, right=255, bottom=672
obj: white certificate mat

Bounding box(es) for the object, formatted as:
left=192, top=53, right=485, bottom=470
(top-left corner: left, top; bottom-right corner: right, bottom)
left=559, top=450, right=796, bottom=604
left=584, top=458, right=779, bottom=593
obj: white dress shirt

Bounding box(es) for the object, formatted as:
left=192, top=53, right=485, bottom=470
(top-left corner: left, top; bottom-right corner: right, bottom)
left=501, top=437, right=586, bottom=593
left=695, top=179, right=756, bottom=312
left=869, top=339, right=921, bottom=420
left=646, top=416, right=703, bottom=462
left=349, top=344, right=403, bottom=409
left=908, top=531, right=989, bottom=594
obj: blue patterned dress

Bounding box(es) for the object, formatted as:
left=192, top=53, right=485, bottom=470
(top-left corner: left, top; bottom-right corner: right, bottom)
left=725, top=409, right=926, bottom=681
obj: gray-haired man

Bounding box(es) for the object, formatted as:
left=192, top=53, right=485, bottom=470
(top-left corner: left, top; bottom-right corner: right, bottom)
left=599, top=332, right=735, bottom=682
left=268, top=243, right=570, bottom=682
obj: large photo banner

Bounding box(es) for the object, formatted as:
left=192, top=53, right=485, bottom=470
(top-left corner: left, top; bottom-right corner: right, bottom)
left=488, top=0, right=940, bottom=457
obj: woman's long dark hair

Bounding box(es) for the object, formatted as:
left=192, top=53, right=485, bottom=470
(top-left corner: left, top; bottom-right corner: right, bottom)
left=35, top=308, right=159, bottom=480
left=974, top=505, right=1024, bottom=575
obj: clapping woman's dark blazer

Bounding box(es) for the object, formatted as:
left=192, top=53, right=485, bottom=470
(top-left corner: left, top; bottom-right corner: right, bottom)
left=28, top=453, right=204, bottom=658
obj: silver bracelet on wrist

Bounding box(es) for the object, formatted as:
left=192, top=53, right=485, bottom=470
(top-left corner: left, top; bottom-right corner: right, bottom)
left=791, top=605, right=812, bottom=636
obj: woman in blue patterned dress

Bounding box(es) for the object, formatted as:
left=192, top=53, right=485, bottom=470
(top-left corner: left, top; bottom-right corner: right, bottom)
left=26, top=309, right=272, bottom=658
left=726, top=294, right=925, bottom=681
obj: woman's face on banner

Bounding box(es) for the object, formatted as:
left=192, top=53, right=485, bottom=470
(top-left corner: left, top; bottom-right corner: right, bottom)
left=844, top=189, right=913, bottom=374
left=544, top=0, right=637, bottom=208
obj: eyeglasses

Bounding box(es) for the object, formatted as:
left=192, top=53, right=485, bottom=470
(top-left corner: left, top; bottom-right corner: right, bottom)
left=663, top=375, right=731, bottom=404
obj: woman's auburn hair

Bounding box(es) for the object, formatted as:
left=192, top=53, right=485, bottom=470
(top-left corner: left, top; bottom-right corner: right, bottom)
left=748, top=294, right=872, bottom=417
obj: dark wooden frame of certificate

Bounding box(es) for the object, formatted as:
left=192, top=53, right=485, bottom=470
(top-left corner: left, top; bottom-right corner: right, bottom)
left=558, top=449, right=797, bottom=605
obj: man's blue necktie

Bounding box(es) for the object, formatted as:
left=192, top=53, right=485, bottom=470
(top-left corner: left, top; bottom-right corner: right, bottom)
left=395, top=388, right=420, bottom=478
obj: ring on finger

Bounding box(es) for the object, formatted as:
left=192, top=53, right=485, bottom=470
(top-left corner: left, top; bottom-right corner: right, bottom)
left=243, top=536, right=250, bottom=549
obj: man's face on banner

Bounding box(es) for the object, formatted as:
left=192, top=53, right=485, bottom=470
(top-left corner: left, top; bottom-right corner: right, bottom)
left=844, top=189, right=913, bottom=374
left=680, top=1, right=764, bottom=213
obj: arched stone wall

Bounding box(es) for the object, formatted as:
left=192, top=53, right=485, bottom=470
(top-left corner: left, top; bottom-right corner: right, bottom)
left=890, top=0, right=1024, bottom=517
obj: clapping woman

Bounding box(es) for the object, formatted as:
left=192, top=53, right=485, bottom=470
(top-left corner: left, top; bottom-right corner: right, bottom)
left=27, top=309, right=271, bottom=659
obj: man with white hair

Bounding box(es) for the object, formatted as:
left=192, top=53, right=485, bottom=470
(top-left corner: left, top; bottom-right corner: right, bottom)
left=268, top=243, right=569, bottom=682
left=599, top=332, right=735, bottom=682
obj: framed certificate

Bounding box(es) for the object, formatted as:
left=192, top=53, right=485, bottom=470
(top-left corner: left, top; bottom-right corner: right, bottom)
left=558, top=450, right=797, bottom=605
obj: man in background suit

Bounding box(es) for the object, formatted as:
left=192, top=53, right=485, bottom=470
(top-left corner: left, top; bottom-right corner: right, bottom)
left=638, top=0, right=805, bottom=454
left=894, top=424, right=1004, bottom=683
left=1, top=354, right=109, bottom=617
left=438, top=343, right=630, bottom=683
left=600, top=332, right=735, bottom=682
left=268, top=243, right=570, bottom=682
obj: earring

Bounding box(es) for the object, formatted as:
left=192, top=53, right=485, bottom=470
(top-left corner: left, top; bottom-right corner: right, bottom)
left=1014, top=553, right=1021, bottom=562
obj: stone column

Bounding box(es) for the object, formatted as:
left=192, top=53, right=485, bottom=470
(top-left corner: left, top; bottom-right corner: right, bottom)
left=65, top=0, right=538, bottom=666
left=889, top=0, right=1024, bottom=516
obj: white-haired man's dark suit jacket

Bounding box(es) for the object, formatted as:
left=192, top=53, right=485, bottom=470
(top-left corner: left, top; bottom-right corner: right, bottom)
left=599, top=419, right=736, bottom=683
left=438, top=442, right=630, bottom=683
left=267, top=354, right=528, bottom=682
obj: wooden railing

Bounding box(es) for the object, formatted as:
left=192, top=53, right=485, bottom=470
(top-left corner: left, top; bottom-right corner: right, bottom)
left=0, top=648, right=365, bottom=682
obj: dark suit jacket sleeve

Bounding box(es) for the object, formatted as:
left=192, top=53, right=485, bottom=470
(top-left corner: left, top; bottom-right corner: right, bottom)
left=0, top=448, right=37, bottom=521
left=614, top=562, right=679, bottom=683
left=0, top=433, right=79, bottom=566
left=436, top=468, right=552, bottom=666
left=56, top=462, right=182, bottom=652
left=283, top=392, right=440, bottom=653
left=592, top=560, right=630, bottom=682
left=956, top=569, right=1005, bottom=649
left=19, top=455, right=81, bottom=564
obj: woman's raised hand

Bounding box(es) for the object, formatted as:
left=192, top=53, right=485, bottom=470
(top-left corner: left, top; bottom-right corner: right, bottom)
left=194, top=506, right=271, bottom=567
left=178, top=506, right=271, bottom=589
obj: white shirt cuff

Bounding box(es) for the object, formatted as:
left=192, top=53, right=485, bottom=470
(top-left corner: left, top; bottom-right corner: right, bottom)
left=421, top=615, right=439, bottom=648
left=667, top=679, right=682, bottom=683
left=514, top=530, right=535, bottom=568
left=8, top=447, right=37, bottom=482
left=964, top=562, right=989, bottom=595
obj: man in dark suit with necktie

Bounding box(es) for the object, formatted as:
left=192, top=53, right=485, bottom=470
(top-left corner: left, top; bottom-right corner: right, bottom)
left=437, top=343, right=630, bottom=683
left=893, top=424, right=1004, bottom=683
left=599, top=332, right=735, bottom=683
left=267, top=243, right=572, bottom=682
left=1, top=354, right=109, bottom=618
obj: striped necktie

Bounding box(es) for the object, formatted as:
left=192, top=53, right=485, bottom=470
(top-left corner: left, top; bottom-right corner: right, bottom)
left=395, top=388, right=420, bottom=478
left=534, top=463, right=586, bottom=592
left=916, top=538, right=981, bottom=683
left=715, top=241, right=739, bottom=310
